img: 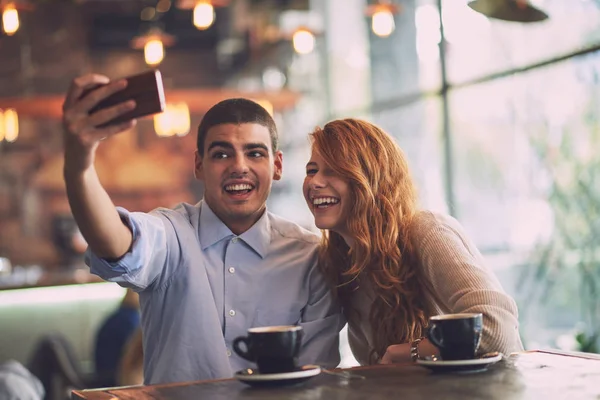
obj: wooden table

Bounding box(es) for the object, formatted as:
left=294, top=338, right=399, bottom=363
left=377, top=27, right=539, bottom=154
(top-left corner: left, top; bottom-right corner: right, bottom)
left=72, top=350, right=600, bottom=399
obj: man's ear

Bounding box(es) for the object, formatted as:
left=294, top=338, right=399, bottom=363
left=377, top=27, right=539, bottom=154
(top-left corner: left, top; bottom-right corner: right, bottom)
left=273, top=150, right=283, bottom=181
left=194, top=150, right=204, bottom=181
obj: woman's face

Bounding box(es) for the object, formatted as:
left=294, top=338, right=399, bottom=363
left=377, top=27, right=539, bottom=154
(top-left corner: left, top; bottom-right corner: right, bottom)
left=303, top=149, right=351, bottom=235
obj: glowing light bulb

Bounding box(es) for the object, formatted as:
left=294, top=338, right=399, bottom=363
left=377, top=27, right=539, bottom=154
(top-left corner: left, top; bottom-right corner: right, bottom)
left=193, top=2, right=215, bottom=30
left=144, top=39, right=164, bottom=65
left=2, top=109, right=19, bottom=142
left=372, top=9, right=395, bottom=37
left=154, top=110, right=172, bottom=137
left=154, top=103, right=190, bottom=137
left=2, top=5, right=19, bottom=36
left=172, top=103, right=190, bottom=136
left=292, top=29, right=315, bottom=55
left=0, top=110, right=4, bottom=142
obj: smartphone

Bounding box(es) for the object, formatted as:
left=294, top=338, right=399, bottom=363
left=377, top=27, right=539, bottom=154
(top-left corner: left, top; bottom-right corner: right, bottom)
left=85, top=70, right=166, bottom=127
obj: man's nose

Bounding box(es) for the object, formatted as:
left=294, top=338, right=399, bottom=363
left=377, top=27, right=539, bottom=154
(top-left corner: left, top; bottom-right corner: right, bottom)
left=230, top=154, right=249, bottom=174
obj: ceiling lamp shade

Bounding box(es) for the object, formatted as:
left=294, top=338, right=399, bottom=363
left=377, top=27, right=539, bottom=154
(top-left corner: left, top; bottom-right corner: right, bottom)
left=468, top=0, right=549, bottom=23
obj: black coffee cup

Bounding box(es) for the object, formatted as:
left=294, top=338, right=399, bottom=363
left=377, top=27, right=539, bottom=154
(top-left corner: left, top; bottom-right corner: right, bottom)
left=233, top=325, right=303, bottom=374
left=427, top=313, right=483, bottom=360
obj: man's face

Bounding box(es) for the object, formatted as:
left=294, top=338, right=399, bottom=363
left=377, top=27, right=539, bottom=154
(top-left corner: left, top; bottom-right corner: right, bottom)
left=194, top=123, right=283, bottom=234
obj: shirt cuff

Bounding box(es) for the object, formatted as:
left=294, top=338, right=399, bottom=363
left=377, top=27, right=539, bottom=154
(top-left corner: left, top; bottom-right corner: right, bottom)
left=84, top=207, right=142, bottom=281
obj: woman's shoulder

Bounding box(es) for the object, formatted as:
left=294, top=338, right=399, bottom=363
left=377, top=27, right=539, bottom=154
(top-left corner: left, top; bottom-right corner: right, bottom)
left=408, top=210, right=481, bottom=262
left=409, top=210, right=463, bottom=237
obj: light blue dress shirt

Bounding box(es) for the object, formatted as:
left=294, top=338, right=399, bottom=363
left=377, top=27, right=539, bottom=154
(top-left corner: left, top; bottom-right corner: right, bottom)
left=86, top=201, right=342, bottom=385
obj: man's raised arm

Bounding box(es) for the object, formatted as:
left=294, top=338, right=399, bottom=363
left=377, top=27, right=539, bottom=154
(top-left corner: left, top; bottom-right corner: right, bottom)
left=62, top=74, right=137, bottom=260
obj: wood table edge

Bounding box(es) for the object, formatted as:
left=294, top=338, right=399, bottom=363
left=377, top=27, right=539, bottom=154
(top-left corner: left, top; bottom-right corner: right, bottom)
left=71, top=350, right=600, bottom=399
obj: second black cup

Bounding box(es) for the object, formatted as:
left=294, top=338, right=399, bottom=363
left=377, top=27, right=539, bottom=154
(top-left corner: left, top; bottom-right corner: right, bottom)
left=427, top=313, right=483, bottom=360
left=233, top=325, right=303, bottom=374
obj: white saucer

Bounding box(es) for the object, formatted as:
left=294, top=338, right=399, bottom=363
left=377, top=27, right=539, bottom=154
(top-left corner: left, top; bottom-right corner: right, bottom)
left=416, top=353, right=503, bottom=373
left=234, top=365, right=321, bottom=387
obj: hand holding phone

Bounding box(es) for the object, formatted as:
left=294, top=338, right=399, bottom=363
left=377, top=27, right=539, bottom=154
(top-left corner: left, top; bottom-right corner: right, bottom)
left=83, top=70, right=166, bottom=127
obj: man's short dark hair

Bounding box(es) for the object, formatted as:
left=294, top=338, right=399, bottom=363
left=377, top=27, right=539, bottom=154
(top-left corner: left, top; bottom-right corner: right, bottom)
left=196, top=98, right=278, bottom=155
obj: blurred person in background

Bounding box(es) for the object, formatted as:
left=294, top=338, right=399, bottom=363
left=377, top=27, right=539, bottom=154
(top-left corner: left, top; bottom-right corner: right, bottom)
left=94, top=289, right=140, bottom=387
left=0, top=360, right=44, bottom=400
left=303, top=118, right=524, bottom=365
left=117, top=328, right=144, bottom=387
left=60, top=74, right=342, bottom=385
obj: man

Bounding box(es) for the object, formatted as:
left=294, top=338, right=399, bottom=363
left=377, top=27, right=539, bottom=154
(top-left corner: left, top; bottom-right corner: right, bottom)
left=61, top=74, right=342, bottom=385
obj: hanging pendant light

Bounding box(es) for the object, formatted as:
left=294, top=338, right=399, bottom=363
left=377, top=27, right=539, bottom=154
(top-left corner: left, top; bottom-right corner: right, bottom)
left=130, top=27, right=176, bottom=66
left=1, top=0, right=33, bottom=36
left=176, top=0, right=229, bottom=31
left=468, top=0, right=548, bottom=23
left=2, top=3, right=18, bottom=35
left=292, top=27, right=316, bottom=55
left=0, top=108, right=19, bottom=142
left=365, top=0, right=401, bottom=38
left=154, top=102, right=190, bottom=137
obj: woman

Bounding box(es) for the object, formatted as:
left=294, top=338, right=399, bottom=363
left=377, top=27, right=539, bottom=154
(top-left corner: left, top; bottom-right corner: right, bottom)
left=303, top=118, right=523, bottom=365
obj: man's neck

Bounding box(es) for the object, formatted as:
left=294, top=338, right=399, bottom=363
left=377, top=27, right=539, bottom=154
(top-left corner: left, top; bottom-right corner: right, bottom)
left=222, top=208, right=267, bottom=236
left=228, top=220, right=255, bottom=236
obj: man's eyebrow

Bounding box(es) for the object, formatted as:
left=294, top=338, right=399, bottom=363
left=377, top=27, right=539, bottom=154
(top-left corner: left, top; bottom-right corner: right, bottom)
left=244, top=143, right=269, bottom=152
left=207, top=141, right=234, bottom=151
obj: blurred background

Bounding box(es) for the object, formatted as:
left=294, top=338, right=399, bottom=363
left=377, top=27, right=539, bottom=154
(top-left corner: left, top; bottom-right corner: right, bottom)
left=0, top=0, right=599, bottom=396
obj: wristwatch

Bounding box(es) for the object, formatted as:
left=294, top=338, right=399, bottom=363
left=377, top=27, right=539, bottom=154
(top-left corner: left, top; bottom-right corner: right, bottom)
left=410, top=337, right=423, bottom=362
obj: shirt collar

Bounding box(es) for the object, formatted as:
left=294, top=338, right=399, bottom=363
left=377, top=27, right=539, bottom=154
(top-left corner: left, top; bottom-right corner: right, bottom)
left=199, top=201, right=271, bottom=258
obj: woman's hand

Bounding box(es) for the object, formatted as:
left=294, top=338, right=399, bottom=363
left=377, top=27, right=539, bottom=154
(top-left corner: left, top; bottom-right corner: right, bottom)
left=380, top=343, right=411, bottom=364
left=380, top=339, right=440, bottom=364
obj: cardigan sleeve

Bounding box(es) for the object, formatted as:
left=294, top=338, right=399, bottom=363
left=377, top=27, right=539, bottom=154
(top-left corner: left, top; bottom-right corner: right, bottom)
left=412, top=212, right=524, bottom=356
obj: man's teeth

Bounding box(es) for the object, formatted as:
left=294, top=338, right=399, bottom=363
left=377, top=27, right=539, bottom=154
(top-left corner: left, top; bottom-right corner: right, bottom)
left=225, top=184, right=253, bottom=191
left=313, top=197, right=339, bottom=205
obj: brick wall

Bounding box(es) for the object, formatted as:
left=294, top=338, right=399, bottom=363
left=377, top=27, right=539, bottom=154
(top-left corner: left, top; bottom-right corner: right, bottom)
left=0, top=2, right=215, bottom=268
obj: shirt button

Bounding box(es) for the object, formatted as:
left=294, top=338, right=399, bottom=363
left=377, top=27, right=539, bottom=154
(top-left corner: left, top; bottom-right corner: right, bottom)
left=226, top=350, right=232, bottom=357
left=229, top=310, right=236, bottom=316
left=228, top=267, right=235, bottom=274
left=231, top=237, right=238, bottom=244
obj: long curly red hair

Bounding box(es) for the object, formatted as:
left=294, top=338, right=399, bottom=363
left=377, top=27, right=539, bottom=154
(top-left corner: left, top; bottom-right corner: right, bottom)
left=310, top=118, right=432, bottom=363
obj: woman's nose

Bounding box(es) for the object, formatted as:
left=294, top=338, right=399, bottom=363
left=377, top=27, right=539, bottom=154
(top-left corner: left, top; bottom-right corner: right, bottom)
left=310, top=172, right=327, bottom=189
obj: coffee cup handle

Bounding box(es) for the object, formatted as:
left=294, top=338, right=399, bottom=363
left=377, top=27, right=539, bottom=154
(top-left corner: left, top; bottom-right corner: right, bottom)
left=427, top=324, right=445, bottom=349
left=232, top=336, right=253, bottom=361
